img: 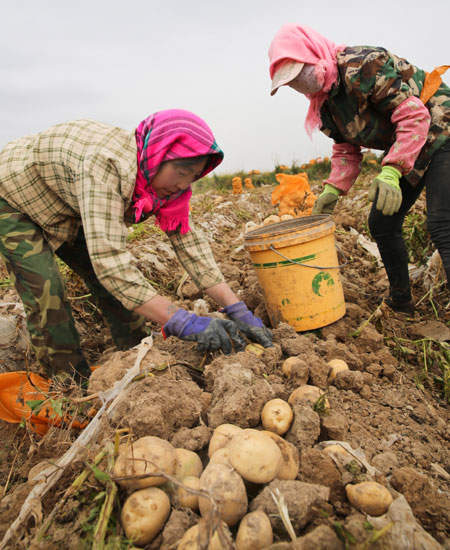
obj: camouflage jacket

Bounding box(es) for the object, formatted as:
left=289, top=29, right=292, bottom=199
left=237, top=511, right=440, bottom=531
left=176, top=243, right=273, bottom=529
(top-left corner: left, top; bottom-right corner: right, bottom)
left=320, top=46, right=450, bottom=186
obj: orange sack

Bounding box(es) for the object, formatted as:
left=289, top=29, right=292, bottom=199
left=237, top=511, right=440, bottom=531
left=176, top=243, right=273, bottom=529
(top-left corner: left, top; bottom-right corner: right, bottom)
left=232, top=176, right=243, bottom=194
left=272, top=172, right=317, bottom=218
left=244, top=177, right=254, bottom=189
left=0, top=371, right=88, bottom=436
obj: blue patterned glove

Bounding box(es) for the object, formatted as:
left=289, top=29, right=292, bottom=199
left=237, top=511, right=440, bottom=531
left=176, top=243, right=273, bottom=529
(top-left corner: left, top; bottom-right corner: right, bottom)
left=221, top=301, right=273, bottom=348
left=162, top=309, right=245, bottom=354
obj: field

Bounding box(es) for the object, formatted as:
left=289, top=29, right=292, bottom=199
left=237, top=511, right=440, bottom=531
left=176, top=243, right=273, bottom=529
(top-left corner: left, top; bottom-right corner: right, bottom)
left=0, top=162, right=449, bottom=550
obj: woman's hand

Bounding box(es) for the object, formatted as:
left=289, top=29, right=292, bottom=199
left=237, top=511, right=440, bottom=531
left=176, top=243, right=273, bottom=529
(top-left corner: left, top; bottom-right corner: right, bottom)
left=311, top=184, right=341, bottom=215
left=221, top=301, right=273, bottom=348
left=368, top=166, right=402, bottom=216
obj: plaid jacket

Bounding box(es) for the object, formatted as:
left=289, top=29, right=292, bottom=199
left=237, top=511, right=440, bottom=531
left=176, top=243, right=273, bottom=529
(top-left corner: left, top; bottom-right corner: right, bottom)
left=0, top=120, right=224, bottom=310
left=320, top=46, right=450, bottom=186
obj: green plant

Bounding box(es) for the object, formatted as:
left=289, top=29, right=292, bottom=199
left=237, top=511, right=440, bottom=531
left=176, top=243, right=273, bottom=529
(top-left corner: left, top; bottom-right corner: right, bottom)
left=387, top=336, right=450, bottom=402
left=127, top=221, right=164, bottom=242
left=313, top=393, right=330, bottom=415
left=402, top=210, right=430, bottom=265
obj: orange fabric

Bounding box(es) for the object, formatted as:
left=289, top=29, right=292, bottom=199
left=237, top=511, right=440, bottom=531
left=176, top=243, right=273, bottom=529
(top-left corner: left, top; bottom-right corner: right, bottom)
left=0, top=371, right=88, bottom=435
left=244, top=177, right=255, bottom=189
left=272, top=173, right=317, bottom=217
left=419, top=65, right=450, bottom=105
left=232, top=177, right=243, bottom=194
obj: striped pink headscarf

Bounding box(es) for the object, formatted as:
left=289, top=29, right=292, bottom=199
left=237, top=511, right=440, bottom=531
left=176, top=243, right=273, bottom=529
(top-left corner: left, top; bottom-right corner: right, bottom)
left=133, top=109, right=224, bottom=233
left=268, top=24, right=346, bottom=137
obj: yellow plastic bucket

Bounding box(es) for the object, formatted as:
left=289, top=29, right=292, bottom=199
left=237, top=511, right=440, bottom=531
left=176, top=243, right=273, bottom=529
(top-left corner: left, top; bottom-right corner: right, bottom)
left=243, top=215, right=345, bottom=331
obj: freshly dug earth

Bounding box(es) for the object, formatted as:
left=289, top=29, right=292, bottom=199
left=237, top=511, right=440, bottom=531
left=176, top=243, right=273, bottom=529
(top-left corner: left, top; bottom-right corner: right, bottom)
left=0, top=174, right=449, bottom=550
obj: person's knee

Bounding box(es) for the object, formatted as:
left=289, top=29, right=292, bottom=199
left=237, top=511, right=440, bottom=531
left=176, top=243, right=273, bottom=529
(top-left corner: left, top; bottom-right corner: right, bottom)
left=368, top=214, right=400, bottom=242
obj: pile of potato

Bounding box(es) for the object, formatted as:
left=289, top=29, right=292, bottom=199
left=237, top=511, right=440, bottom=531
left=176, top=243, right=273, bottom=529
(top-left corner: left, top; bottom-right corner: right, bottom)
left=113, top=356, right=395, bottom=548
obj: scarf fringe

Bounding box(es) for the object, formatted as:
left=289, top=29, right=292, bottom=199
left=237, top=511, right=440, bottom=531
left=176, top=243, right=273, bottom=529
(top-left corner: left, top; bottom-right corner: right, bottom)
left=156, top=214, right=191, bottom=235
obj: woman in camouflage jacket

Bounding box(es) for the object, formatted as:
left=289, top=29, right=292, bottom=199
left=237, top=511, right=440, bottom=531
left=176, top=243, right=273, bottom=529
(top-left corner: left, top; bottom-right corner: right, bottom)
left=269, top=24, right=450, bottom=314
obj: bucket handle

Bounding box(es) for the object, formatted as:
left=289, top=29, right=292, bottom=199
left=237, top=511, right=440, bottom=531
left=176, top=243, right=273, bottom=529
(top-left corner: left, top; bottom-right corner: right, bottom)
left=269, top=245, right=347, bottom=269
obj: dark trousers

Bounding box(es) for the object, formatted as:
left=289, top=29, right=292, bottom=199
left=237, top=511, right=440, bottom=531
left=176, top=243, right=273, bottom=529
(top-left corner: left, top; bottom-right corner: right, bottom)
left=0, top=198, right=148, bottom=379
left=368, top=140, right=450, bottom=301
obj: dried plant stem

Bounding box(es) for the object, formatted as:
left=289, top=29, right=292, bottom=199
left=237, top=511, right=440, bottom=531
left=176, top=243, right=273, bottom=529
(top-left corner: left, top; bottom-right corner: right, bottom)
left=35, top=447, right=108, bottom=541
left=92, top=467, right=117, bottom=550
left=270, top=488, right=296, bottom=542
left=2, top=431, right=27, bottom=497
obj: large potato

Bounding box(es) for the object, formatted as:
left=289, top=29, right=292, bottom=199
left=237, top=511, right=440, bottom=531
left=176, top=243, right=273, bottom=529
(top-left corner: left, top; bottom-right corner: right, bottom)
left=346, top=481, right=393, bottom=516
left=198, top=463, right=248, bottom=526
left=177, top=520, right=232, bottom=550
left=208, top=424, right=243, bottom=458
left=262, top=430, right=299, bottom=480
left=121, top=487, right=170, bottom=546
left=113, top=436, right=178, bottom=489
left=175, top=476, right=200, bottom=510
left=261, top=398, right=293, bottom=435
left=228, top=429, right=282, bottom=484
left=236, top=509, right=273, bottom=550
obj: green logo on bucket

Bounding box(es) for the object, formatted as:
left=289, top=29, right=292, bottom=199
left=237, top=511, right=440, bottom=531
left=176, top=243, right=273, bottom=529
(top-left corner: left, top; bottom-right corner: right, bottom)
left=312, top=272, right=335, bottom=297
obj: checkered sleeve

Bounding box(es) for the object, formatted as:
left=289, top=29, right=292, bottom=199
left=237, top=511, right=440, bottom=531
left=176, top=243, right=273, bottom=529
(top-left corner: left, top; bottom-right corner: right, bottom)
left=166, top=218, right=225, bottom=290
left=76, top=154, right=158, bottom=310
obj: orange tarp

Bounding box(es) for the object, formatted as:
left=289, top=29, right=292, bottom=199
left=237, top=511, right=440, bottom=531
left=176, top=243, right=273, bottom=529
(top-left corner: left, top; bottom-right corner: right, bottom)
left=272, top=172, right=317, bottom=218
left=0, top=371, right=88, bottom=436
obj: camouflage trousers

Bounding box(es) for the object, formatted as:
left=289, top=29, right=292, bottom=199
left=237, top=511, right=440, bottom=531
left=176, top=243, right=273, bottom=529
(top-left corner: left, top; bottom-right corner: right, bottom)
left=0, top=197, right=149, bottom=380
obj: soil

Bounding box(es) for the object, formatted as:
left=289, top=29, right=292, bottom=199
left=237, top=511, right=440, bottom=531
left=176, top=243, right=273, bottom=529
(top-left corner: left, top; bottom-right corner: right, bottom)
left=0, top=175, right=449, bottom=550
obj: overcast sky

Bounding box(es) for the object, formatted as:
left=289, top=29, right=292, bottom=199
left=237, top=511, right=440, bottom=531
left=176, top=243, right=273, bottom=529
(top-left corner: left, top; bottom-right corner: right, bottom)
left=1, top=0, right=449, bottom=174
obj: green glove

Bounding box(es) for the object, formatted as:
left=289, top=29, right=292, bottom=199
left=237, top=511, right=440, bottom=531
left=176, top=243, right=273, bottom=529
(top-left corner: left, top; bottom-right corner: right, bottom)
left=368, top=165, right=402, bottom=216
left=311, top=184, right=341, bottom=215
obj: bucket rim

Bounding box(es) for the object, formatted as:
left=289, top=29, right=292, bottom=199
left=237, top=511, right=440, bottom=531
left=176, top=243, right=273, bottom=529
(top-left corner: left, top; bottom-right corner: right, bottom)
left=244, top=214, right=333, bottom=242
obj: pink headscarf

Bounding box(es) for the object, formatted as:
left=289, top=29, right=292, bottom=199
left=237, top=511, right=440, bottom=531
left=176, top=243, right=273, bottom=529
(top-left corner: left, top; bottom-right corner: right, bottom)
left=268, top=24, right=346, bottom=137
left=133, top=109, right=224, bottom=233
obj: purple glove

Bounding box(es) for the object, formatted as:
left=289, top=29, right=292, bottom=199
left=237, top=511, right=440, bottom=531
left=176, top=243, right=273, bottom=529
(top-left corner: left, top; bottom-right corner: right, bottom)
left=162, top=309, right=245, bottom=354
left=221, top=301, right=273, bottom=348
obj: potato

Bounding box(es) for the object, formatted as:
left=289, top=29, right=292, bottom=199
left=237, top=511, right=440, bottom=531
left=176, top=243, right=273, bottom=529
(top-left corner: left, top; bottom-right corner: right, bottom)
left=245, top=343, right=265, bottom=356
left=280, top=214, right=294, bottom=222
left=345, top=481, right=393, bottom=516
left=262, top=430, right=299, bottom=480
left=228, top=429, right=282, bottom=483
left=327, top=359, right=349, bottom=381
left=261, top=398, right=293, bottom=435
left=263, top=215, right=280, bottom=226
left=175, top=476, right=200, bottom=510
left=177, top=520, right=232, bottom=550
left=208, top=447, right=231, bottom=466
left=175, top=448, right=204, bottom=479
left=288, top=385, right=329, bottom=409
left=161, top=448, right=204, bottom=495
left=199, top=463, right=248, bottom=526
left=208, top=424, right=243, bottom=458
left=236, top=509, right=273, bottom=550
left=113, top=436, right=178, bottom=489
left=323, top=444, right=354, bottom=462
left=121, top=487, right=170, bottom=546
left=281, top=356, right=303, bottom=377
